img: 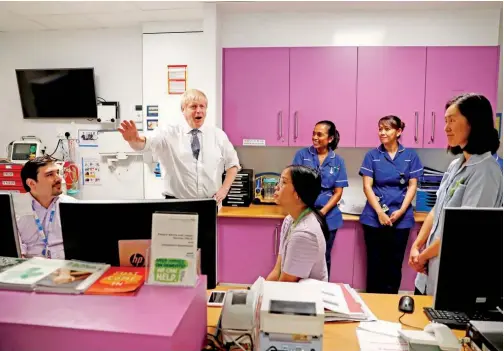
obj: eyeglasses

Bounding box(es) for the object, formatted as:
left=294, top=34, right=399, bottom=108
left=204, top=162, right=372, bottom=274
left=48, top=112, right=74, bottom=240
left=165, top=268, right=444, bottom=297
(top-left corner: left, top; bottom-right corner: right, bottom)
left=277, top=179, right=289, bottom=188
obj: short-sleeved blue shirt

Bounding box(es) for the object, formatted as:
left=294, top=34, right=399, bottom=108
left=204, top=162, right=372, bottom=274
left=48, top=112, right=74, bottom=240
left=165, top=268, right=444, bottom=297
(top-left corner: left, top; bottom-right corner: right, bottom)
left=293, top=146, right=349, bottom=231
left=358, top=144, right=424, bottom=229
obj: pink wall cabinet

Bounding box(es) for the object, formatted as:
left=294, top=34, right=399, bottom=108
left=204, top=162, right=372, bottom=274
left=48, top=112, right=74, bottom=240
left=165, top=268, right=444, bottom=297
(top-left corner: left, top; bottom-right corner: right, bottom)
left=423, top=46, right=500, bottom=148
left=356, top=47, right=427, bottom=148
left=289, top=47, right=358, bottom=147
left=218, top=217, right=281, bottom=284
left=223, top=48, right=290, bottom=147
left=328, top=222, right=357, bottom=284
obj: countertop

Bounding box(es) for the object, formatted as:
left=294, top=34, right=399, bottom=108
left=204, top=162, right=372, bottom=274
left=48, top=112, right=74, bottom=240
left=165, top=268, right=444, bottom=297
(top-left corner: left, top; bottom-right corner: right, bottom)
left=218, top=204, right=428, bottom=222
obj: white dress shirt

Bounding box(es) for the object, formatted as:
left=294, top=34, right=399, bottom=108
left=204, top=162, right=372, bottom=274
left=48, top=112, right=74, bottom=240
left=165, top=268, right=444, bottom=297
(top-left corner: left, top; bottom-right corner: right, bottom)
left=13, top=192, right=77, bottom=259
left=143, top=122, right=241, bottom=198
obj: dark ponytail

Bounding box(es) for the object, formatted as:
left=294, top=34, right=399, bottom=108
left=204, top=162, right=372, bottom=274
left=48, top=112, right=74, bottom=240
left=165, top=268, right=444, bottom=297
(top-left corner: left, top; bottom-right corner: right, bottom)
left=288, top=165, right=330, bottom=242
left=316, top=120, right=340, bottom=150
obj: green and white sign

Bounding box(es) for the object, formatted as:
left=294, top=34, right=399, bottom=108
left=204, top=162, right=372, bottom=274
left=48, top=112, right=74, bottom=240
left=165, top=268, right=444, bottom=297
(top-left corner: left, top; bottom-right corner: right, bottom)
left=148, top=212, right=198, bottom=287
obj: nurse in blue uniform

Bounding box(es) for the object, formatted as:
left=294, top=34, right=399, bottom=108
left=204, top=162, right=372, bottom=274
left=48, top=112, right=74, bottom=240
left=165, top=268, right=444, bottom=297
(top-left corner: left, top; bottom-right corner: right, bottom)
left=292, top=120, right=348, bottom=276
left=493, top=153, right=503, bottom=171
left=359, top=115, right=423, bottom=294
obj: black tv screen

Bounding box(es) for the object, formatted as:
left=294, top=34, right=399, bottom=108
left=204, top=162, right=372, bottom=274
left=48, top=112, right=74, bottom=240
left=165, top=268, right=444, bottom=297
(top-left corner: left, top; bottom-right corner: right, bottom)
left=16, top=68, right=98, bottom=118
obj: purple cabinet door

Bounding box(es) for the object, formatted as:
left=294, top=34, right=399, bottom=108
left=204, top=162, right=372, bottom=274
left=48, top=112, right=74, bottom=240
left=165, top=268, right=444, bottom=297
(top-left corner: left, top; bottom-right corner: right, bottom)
left=424, top=46, right=500, bottom=148
left=289, top=47, right=358, bottom=147
left=223, top=48, right=290, bottom=147
left=399, top=224, right=421, bottom=292
left=352, top=224, right=367, bottom=290
left=356, top=47, right=427, bottom=148
left=217, top=217, right=281, bottom=284
left=329, top=222, right=356, bottom=284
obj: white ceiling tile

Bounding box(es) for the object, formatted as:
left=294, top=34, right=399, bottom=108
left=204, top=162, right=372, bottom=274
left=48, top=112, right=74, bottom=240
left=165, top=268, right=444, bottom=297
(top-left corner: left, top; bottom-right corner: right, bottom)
left=89, top=8, right=203, bottom=24
left=0, top=11, right=47, bottom=31
left=30, top=14, right=103, bottom=30
left=86, top=12, right=143, bottom=27
left=140, top=8, right=204, bottom=21
left=132, top=1, right=203, bottom=11
left=2, top=1, right=138, bottom=16
left=0, top=18, right=47, bottom=31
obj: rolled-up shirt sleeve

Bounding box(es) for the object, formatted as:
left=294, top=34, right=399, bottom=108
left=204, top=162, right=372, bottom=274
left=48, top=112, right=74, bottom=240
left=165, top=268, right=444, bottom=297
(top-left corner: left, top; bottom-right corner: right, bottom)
left=282, top=231, right=319, bottom=278
left=143, top=126, right=169, bottom=155
left=219, top=130, right=241, bottom=171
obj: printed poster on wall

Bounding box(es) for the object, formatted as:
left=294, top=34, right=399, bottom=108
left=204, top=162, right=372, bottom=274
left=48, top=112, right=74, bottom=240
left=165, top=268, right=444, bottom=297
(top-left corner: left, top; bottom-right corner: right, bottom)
left=146, top=105, right=158, bottom=117
left=78, top=130, right=98, bottom=147
left=147, top=119, right=159, bottom=131
left=82, top=158, right=101, bottom=185
left=167, top=65, right=187, bottom=95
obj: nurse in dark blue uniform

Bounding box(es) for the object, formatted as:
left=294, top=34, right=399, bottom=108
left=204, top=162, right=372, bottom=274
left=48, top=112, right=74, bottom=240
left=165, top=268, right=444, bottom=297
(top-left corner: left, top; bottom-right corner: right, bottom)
left=359, top=115, right=423, bottom=294
left=493, top=153, right=503, bottom=171
left=292, top=120, right=348, bottom=276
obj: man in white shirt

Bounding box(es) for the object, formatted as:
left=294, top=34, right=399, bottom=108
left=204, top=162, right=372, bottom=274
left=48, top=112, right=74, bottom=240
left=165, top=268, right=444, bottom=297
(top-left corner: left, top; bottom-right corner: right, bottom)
left=119, top=89, right=240, bottom=201
left=15, top=156, right=77, bottom=259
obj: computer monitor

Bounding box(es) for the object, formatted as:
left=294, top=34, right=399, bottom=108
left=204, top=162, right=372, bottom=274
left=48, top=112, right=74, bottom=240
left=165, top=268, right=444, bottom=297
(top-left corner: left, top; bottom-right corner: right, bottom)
left=0, top=193, right=22, bottom=257
left=59, top=199, right=218, bottom=289
left=434, top=207, right=503, bottom=315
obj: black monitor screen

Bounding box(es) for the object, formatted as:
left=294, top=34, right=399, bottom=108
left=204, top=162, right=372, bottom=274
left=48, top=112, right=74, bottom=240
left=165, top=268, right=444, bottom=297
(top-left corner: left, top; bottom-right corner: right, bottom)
left=0, top=193, right=21, bottom=257
left=59, top=199, right=217, bottom=289
left=16, top=68, right=97, bottom=118
left=435, top=207, right=503, bottom=314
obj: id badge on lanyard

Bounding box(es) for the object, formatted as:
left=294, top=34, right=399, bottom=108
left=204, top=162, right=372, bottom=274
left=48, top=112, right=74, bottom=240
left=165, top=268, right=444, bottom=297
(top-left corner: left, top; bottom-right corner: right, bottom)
left=32, top=200, right=56, bottom=258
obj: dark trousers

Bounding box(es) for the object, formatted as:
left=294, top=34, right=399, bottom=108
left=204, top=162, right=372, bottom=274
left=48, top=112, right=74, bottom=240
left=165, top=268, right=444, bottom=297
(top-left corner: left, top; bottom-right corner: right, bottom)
left=326, top=229, right=338, bottom=277
left=414, top=287, right=426, bottom=296
left=363, top=224, right=411, bottom=294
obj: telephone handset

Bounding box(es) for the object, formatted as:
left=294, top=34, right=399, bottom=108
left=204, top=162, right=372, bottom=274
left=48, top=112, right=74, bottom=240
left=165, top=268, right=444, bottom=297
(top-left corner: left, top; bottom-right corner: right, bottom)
left=398, top=322, right=461, bottom=351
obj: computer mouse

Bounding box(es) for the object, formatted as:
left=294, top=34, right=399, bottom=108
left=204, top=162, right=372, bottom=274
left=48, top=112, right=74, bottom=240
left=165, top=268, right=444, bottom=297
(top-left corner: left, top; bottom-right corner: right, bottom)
left=399, top=295, right=415, bottom=313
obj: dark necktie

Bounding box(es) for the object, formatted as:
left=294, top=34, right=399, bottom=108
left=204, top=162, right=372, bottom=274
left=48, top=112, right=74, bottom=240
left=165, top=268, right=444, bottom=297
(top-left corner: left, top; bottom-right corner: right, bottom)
left=190, top=129, right=200, bottom=160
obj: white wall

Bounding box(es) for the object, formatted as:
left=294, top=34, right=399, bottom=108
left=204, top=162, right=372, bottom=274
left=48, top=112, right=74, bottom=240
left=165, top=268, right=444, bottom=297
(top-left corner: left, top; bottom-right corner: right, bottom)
left=0, top=27, right=144, bottom=199
left=142, top=29, right=209, bottom=199
left=221, top=9, right=500, bottom=47
left=220, top=7, right=502, bottom=200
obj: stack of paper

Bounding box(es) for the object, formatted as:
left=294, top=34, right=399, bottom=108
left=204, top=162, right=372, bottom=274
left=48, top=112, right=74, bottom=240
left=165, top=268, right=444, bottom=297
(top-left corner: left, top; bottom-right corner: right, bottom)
left=298, top=279, right=377, bottom=322
left=356, top=321, right=408, bottom=351
left=0, top=256, right=110, bottom=294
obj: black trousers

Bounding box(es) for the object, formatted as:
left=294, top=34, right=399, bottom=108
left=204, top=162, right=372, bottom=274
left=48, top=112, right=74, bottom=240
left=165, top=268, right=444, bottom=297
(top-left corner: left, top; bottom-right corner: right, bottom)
left=414, top=287, right=426, bottom=296
left=326, top=229, right=338, bottom=277
left=363, top=224, right=411, bottom=294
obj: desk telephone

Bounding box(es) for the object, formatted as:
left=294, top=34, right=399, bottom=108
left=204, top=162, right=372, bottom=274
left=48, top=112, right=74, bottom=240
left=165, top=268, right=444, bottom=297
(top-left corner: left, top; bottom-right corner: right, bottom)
left=399, top=322, right=461, bottom=351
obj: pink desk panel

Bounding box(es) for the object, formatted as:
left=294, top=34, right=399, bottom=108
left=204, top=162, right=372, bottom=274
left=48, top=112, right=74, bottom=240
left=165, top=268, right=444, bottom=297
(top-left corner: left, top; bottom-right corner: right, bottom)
left=0, top=275, right=207, bottom=351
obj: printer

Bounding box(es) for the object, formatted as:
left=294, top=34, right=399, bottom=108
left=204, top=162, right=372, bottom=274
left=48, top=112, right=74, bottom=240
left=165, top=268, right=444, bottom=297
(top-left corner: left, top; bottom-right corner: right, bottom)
left=220, top=289, right=259, bottom=347
left=259, top=281, right=324, bottom=351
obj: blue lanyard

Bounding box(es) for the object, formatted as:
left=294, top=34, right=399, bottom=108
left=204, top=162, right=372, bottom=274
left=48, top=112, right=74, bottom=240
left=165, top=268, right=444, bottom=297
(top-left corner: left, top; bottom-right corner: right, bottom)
left=32, top=199, right=56, bottom=258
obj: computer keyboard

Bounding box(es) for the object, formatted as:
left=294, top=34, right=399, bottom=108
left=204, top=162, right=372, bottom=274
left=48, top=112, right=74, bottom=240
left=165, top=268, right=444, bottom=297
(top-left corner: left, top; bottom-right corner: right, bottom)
left=424, top=307, right=503, bottom=330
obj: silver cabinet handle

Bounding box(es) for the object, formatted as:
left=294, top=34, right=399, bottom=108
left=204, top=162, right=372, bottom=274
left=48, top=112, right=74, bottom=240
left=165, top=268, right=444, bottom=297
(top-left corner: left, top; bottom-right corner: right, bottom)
left=430, top=112, right=435, bottom=143
left=277, top=111, right=283, bottom=139
left=414, top=112, right=419, bottom=143
left=273, top=225, right=279, bottom=255
left=294, top=111, right=299, bottom=141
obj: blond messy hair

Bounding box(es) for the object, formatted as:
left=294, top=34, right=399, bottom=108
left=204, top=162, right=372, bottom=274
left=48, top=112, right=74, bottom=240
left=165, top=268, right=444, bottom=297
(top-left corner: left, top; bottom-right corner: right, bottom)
left=180, top=89, right=208, bottom=111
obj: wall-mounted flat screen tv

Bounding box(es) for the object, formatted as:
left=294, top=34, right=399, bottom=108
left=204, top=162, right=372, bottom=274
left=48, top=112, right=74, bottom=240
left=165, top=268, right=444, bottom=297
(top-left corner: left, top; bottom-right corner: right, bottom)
left=16, top=68, right=98, bottom=118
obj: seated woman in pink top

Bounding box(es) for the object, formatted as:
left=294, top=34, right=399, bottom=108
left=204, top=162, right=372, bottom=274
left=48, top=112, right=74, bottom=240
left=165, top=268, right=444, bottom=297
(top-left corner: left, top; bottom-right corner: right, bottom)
left=266, top=165, right=329, bottom=282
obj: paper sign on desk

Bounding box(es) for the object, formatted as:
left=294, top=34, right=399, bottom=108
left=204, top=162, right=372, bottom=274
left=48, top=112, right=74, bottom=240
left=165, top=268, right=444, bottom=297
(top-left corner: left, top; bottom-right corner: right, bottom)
left=147, top=212, right=198, bottom=287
